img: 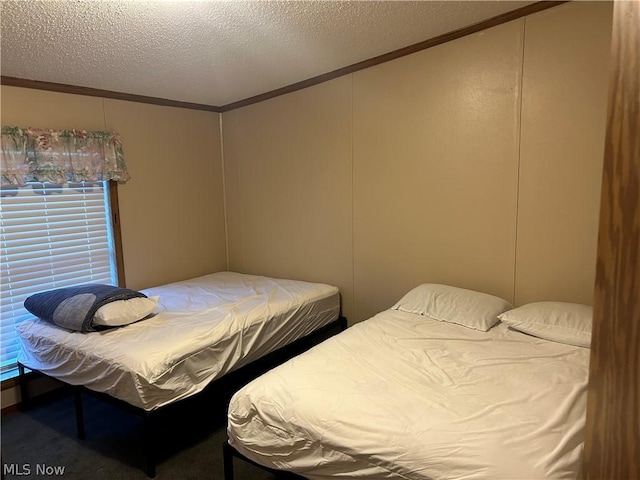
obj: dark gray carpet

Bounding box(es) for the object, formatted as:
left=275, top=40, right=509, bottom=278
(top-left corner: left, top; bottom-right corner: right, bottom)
left=1, top=389, right=280, bottom=480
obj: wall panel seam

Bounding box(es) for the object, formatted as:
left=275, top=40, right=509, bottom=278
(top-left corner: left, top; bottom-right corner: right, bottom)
left=219, top=113, right=230, bottom=271
left=513, top=16, right=527, bottom=306
left=350, top=73, right=355, bottom=323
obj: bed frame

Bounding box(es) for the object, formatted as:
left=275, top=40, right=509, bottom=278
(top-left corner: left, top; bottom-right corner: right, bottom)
left=17, top=316, right=347, bottom=478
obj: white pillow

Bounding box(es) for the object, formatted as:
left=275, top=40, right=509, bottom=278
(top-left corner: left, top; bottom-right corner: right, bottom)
left=498, top=301, right=592, bottom=348
left=392, top=284, right=512, bottom=331
left=93, top=296, right=159, bottom=327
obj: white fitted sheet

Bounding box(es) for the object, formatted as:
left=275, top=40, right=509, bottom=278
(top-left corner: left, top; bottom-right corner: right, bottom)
left=16, top=272, right=340, bottom=411
left=228, top=309, right=590, bottom=480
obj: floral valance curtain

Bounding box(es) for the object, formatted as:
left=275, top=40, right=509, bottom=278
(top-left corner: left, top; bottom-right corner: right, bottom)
left=1, top=126, right=130, bottom=187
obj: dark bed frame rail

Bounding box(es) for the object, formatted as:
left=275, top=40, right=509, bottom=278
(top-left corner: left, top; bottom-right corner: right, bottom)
left=223, top=440, right=307, bottom=480
left=17, top=316, right=347, bottom=478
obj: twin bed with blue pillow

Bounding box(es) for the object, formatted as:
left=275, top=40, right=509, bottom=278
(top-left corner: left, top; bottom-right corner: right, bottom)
left=16, top=271, right=344, bottom=476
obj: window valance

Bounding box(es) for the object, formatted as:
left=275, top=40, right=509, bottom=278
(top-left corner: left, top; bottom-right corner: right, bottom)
left=1, top=126, right=130, bottom=187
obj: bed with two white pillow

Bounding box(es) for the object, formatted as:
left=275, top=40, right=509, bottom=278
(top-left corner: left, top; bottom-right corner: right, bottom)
left=226, top=284, right=591, bottom=480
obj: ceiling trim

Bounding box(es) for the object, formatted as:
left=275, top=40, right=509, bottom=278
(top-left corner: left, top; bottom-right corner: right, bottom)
left=0, top=76, right=223, bottom=113
left=220, top=0, right=567, bottom=112
left=0, top=1, right=567, bottom=114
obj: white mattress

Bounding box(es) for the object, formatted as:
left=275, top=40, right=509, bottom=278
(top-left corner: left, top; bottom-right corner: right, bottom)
left=16, top=271, right=340, bottom=411
left=228, top=309, right=590, bottom=480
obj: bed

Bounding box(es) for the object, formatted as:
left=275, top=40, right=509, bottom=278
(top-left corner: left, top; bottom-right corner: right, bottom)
left=15, top=271, right=345, bottom=476
left=226, top=283, right=591, bottom=480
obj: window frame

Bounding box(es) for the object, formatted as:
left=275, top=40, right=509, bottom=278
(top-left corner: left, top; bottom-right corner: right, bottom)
left=0, top=180, right=125, bottom=390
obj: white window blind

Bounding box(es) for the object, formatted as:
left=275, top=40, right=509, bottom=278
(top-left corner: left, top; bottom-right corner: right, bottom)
left=0, top=181, right=117, bottom=380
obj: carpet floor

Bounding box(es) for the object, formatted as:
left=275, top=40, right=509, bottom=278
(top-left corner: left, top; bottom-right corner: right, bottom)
left=1, top=388, right=281, bottom=480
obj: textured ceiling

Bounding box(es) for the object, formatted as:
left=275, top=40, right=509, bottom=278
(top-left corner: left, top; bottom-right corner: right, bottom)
left=1, top=1, right=534, bottom=107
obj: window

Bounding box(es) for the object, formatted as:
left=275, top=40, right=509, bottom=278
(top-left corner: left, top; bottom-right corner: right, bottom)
left=0, top=181, right=120, bottom=380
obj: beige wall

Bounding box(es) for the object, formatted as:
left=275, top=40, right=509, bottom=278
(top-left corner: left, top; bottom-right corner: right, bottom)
left=516, top=2, right=611, bottom=306
left=103, top=100, right=227, bottom=289
left=352, top=18, right=522, bottom=320
left=0, top=86, right=227, bottom=290
left=223, top=1, right=612, bottom=323
left=223, top=77, right=354, bottom=320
